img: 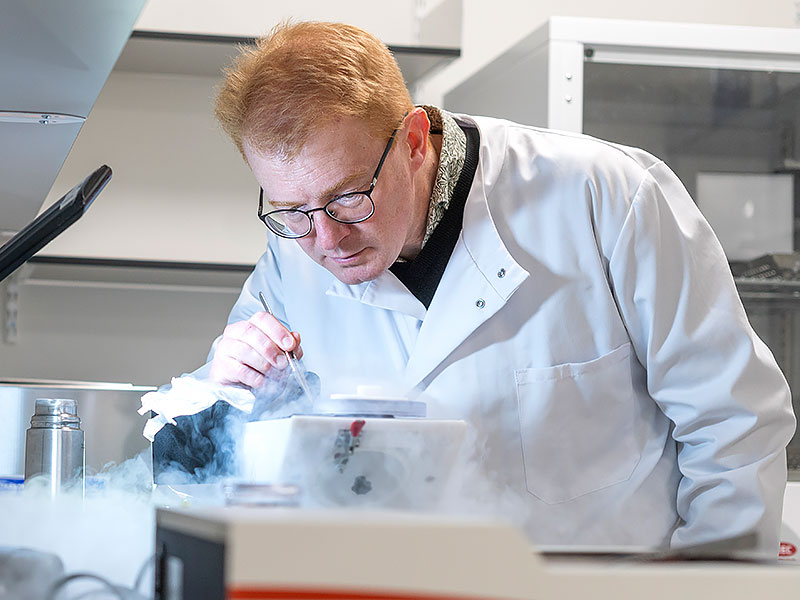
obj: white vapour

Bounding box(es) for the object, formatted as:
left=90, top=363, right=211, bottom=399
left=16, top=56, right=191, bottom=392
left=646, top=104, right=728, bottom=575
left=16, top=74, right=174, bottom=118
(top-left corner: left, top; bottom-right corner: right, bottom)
left=0, top=453, right=155, bottom=599
left=434, top=422, right=535, bottom=533
left=0, top=368, right=542, bottom=600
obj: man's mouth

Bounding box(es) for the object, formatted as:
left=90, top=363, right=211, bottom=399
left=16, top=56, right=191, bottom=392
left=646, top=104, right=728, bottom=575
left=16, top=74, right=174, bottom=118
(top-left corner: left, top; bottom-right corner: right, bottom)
left=329, top=249, right=364, bottom=264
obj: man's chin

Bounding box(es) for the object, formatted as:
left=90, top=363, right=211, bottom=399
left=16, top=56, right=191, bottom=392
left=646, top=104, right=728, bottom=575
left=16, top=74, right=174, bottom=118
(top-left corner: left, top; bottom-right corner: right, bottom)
left=329, top=262, right=382, bottom=285
left=333, top=269, right=376, bottom=285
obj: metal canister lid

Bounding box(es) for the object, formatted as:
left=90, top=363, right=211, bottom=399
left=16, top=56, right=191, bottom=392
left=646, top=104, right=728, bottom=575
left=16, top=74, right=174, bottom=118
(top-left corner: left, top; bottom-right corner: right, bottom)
left=30, top=398, right=81, bottom=429
left=223, top=482, right=301, bottom=507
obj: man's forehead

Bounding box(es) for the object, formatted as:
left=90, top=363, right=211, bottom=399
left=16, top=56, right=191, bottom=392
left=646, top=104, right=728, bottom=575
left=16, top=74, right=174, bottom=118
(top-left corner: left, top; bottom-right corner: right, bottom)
left=246, top=126, right=369, bottom=170
left=246, top=141, right=375, bottom=209
left=244, top=114, right=376, bottom=158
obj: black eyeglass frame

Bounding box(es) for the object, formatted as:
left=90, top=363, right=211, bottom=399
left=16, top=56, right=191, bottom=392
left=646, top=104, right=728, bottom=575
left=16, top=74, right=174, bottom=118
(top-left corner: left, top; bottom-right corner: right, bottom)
left=257, top=127, right=400, bottom=239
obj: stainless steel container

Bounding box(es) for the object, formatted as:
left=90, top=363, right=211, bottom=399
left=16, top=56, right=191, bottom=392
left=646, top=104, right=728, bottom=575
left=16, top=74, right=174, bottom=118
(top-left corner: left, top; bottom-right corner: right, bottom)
left=1, top=379, right=155, bottom=478
left=24, top=398, right=85, bottom=494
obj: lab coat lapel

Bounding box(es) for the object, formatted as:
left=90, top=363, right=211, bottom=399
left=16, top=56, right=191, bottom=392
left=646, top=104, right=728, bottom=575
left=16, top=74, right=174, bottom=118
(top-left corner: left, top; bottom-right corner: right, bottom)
left=403, top=159, right=529, bottom=390
left=401, top=244, right=502, bottom=389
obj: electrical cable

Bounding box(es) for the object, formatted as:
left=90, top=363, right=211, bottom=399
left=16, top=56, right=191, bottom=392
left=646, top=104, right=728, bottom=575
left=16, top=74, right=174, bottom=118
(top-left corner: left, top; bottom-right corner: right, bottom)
left=47, top=554, right=155, bottom=599
left=71, top=590, right=130, bottom=600
left=132, top=555, right=155, bottom=595
left=48, top=572, right=125, bottom=599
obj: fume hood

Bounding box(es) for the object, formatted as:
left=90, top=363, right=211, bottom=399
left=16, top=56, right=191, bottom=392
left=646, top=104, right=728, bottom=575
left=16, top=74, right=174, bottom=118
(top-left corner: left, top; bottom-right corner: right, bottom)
left=0, top=0, right=145, bottom=238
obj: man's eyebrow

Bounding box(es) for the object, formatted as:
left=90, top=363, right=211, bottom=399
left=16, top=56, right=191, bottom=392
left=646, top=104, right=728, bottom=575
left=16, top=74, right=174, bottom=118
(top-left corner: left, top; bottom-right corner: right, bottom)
left=266, top=171, right=371, bottom=210
left=268, top=198, right=300, bottom=209
left=317, top=170, right=370, bottom=201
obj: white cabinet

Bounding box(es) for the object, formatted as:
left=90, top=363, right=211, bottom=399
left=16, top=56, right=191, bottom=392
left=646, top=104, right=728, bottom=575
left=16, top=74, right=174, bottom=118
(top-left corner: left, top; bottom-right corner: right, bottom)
left=445, top=17, right=800, bottom=262
left=444, top=17, right=800, bottom=198
left=445, top=17, right=800, bottom=133
left=444, top=16, right=800, bottom=260
left=38, top=65, right=266, bottom=265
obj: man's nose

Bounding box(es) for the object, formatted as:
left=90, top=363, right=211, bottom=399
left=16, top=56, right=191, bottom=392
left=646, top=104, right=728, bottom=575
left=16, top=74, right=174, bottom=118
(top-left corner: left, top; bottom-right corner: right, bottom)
left=312, top=214, right=350, bottom=250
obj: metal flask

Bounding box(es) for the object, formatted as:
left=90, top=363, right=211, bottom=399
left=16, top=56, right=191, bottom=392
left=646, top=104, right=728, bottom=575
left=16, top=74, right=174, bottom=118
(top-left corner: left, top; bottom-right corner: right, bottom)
left=24, top=398, right=85, bottom=495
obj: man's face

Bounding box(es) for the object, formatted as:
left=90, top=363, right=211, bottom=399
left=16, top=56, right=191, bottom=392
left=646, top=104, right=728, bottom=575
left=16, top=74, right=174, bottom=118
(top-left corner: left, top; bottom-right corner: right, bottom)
left=245, top=117, right=421, bottom=285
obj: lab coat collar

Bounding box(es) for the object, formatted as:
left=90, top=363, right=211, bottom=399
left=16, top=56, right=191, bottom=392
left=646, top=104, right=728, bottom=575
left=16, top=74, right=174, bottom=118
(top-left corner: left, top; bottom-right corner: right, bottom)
left=325, top=271, right=427, bottom=320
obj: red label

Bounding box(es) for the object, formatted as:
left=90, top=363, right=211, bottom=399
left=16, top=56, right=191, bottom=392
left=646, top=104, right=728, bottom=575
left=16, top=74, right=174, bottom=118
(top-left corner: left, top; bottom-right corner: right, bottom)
left=779, top=542, right=797, bottom=557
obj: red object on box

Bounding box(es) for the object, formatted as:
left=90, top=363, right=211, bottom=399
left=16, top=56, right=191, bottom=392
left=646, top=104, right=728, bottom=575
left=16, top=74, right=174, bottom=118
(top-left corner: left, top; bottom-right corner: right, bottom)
left=350, top=419, right=366, bottom=438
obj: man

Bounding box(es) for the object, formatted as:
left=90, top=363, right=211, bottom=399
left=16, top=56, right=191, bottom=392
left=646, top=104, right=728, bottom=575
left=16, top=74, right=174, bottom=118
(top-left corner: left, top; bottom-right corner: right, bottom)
left=162, top=21, right=795, bottom=556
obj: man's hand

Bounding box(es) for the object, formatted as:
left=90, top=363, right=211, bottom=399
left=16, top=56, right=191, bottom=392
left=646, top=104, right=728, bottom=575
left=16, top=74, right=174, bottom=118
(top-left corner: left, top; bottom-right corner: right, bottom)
left=208, top=311, right=303, bottom=388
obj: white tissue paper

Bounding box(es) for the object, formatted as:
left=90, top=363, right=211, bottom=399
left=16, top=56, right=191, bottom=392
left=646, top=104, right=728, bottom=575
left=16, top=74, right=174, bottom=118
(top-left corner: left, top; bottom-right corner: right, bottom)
left=138, top=376, right=255, bottom=441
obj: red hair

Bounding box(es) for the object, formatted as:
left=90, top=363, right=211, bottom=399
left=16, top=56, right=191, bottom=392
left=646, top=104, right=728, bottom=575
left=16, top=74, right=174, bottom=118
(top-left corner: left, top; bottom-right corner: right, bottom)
left=214, top=21, right=414, bottom=160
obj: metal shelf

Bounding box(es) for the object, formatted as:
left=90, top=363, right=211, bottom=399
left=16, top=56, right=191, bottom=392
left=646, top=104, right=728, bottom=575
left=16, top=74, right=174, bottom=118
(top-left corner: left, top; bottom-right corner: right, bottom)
left=115, top=30, right=461, bottom=86
left=735, top=277, right=800, bottom=303
left=13, top=255, right=252, bottom=294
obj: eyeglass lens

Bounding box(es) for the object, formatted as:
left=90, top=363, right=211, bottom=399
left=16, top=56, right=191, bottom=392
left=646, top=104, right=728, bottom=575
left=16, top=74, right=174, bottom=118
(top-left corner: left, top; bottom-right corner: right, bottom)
left=265, top=193, right=374, bottom=237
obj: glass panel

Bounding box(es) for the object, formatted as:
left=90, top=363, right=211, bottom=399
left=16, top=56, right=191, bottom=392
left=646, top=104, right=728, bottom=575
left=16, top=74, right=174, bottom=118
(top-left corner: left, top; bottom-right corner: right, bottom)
left=737, top=283, right=800, bottom=474
left=583, top=62, right=800, bottom=473
left=583, top=63, right=800, bottom=199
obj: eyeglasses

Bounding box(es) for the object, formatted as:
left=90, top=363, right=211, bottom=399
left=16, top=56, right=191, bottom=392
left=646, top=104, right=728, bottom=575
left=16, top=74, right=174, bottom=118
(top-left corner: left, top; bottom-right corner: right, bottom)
left=257, top=127, right=399, bottom=239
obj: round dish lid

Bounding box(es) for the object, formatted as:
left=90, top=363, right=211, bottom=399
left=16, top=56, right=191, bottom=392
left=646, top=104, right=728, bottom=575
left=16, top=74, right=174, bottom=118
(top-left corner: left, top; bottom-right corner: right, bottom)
left=314, top=388, right=426, bottom=418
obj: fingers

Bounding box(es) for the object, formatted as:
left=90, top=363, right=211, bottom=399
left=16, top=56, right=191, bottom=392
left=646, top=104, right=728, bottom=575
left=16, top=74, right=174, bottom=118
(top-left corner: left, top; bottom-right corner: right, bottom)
left=209, top=353, right=266, bottom=388
left=291, top=331, right=303, bottom=359
left=248, top=311, right=299, bottom=352
left=207, top=312, right=303, bottom=388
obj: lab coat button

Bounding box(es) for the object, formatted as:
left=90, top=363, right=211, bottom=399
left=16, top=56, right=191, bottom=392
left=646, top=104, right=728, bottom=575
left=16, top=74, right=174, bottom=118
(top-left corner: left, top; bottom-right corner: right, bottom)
left=475, top=298, right=486, bottom=309
left=497, top=268, right=506, bottom=278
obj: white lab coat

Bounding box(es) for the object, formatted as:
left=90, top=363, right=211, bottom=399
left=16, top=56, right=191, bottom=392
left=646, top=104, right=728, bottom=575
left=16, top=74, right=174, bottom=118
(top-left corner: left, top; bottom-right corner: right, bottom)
left=212, top=115, right=795, bottom=555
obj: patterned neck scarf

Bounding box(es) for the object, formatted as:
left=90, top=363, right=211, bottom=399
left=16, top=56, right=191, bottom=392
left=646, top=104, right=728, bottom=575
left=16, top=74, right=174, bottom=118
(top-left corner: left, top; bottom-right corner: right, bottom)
left=419, top=105, right=467, bottom=246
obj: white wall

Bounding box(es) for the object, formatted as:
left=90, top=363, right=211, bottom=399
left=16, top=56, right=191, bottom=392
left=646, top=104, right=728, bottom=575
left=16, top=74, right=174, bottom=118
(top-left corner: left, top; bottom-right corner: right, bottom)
left=39, top=71, right=266, bottom=264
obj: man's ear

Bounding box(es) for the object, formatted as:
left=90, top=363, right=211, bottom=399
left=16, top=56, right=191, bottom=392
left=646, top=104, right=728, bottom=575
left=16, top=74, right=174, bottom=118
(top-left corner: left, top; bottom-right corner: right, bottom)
left=404, top=107, right=431, bottom=171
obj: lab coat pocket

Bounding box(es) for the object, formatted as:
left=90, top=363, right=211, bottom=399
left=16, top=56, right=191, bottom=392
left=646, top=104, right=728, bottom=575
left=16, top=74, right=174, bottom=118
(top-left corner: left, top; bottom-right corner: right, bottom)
left=515, top=343, right=641, bottom=504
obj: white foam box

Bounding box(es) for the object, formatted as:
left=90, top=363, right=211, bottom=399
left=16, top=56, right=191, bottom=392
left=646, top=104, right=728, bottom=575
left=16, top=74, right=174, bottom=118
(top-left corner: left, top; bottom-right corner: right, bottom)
left=240, top=415, right=466, bottom=509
